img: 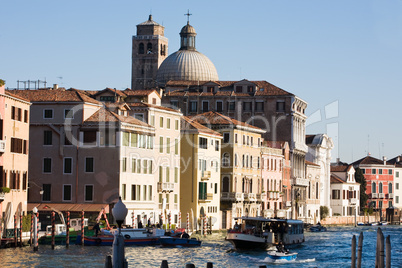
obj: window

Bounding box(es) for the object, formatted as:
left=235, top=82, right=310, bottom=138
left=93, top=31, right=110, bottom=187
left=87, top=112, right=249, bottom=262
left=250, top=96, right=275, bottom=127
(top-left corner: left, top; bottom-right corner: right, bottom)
left=43, top=184, right=51, bottom=201
left=166, top=137, right=170, bottom=153
left=148, top=160, right=153, bottom=174
left=190, top=101, right=197, bottom=112
left=389, top=183, right=393, bottom=194
left=206, top=86, right=214, bottom=93
left=122, top=132, right=129, bottom=147
left=223, top=133, right=230, bottom=143
left=143, top=185, right=147, bottom=201
left=332, top=190, right=340, bottom=199
left=175, top=139, right=179, bottom=155
left=255, top=102, right=264, bottom=112
left=64, top=109, right=74, bottom=119
left=160, top=117, right=164, bottom=128
left=122, top=157, right=127, bottom=172
left=64, top=158, right=72, bottom=174
left=215, top=140, right=219, bottom=151
left=139, top=43, right=144, bottom=54
left=361, top=169, right=365, bottom=174
left=396, top=183, right=399, bottom=190
left=396, top=171, right=399, bottom=178
left=379, top=169, right=383, bottom=175
left=148, top=185, right=152, bottom=201
left=175, top=167, right=179, bottom=183
left=100, top=96, right=116, bottom=102
left=63, top=185, right=72, bottom=201
left=159, top=137, right=164, bottom=153
left=372, top=182, right=377, bottom=193
left=147, top=136, right=154, bottom=149
left=175, top=119, right=179, bottom=130
left=247, top=86, right=254, bottom=93
left=199, top=137, right=208, bottom=149
left=222, top=153, right=230, bottom=167
left=388, top=169, right=393, bottom=175
left=171, top=100, right=178, bottom=109
left=215, top=183, right=218, bottom=194
left=397, top=196, right=400, bottom=204
left=134, top=114, right=144, bottom=121
left=227, top=102, right=235, bottom=111
left=372, top=169, right=376, bottom=174
left=143, top=160, right=148, bottom=174
left=22, top=173, right=27, bottom=190
left=43, top=158, right=52, bottom=173
left=44, top=130, right=52, bottom=145
left=235, top=86, right=242, bottom=93
left=43, top=109, right=53, bottom=119
left=85, top=185, right=94, bottom=202
left=159, top=166, right=163, bottom=182
left=199, top=182, right=207, bottom=200
left=216, top=101, right=223, bottom=112
left=276, top=101, right=285, bottom=112
left=24, top=110, right=28, bottom=123
left=150, top=115, right=155, bottom=126
left=167, top=118, right=171, bottom=129
left=202, top=101, right=209, bottom=112
left=83, top=130, right=97, bottom=145
left=85, top=157, right=94, bottom=173
left=11, top=138, right=23, bottom=153
left=122, top=184, right=126, bottom=200
left=100, top=128, right=116, bottom=146
left=166, top=167, right=170, bottom=182
left=243, top=102, right=252, bottom=111
left=137, top=159, right=141, bottom=173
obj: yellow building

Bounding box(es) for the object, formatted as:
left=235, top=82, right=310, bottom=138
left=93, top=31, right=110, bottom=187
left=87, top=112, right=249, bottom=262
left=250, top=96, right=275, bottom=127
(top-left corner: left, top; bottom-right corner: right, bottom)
left=190, top=111, right=265, bottom=229
left=180, top=116, right=222, bottom=231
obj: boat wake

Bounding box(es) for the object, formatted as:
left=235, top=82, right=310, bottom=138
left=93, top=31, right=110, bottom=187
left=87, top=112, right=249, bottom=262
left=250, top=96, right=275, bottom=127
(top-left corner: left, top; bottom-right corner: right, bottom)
left=246, top=255, right=316, bottom=264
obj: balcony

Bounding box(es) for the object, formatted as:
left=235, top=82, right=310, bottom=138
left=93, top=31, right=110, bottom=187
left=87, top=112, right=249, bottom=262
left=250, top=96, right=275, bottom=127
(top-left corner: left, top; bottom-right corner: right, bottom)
left=0, top=140, right=5, bottom=153
left=198, top=193, right=213, bottom=203
left=157, top=182, right=174, bottom=193
left=201, top=171, right=211, bottom=180
left=0, top=192, right=5, bottom=201
left=221, top=192, right=243, bottom=202
left=244, top=193, right=256, bottom=202
left=256, top=193, right=266, bottom=202
left=293, top=178, right=309, bottom=187
left=349, top=198, right=358, bottom=205
left=285, top=201, right=292, bottom=207
left=388, top=193, right=394, bottom=199
left=379, top=193, right=385, bottom=199
left=371, top=193, right=378, bottom=199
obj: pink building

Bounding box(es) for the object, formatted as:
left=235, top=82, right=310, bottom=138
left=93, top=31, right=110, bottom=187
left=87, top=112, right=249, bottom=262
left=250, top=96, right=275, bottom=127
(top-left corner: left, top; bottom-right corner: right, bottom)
left=0, top=82, right=31, bottom=235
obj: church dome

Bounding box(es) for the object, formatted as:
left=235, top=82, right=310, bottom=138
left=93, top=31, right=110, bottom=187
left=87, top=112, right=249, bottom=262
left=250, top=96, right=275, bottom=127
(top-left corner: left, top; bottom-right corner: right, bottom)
left=156, top=21, right=218, bottom=85
left=156, top=50, right=219, bottom=84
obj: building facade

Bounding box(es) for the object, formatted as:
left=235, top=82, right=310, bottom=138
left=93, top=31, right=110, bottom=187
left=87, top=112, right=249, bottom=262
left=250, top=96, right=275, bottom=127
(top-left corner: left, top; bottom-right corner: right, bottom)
left=305, top=161, right=321, bottom=223
left=1, top=85, right=30, bottom=234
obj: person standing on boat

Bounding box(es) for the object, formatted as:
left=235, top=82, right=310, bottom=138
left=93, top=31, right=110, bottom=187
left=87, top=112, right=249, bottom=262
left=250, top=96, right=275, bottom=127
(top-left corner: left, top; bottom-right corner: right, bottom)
left=93, top=222, right=101, bottom=237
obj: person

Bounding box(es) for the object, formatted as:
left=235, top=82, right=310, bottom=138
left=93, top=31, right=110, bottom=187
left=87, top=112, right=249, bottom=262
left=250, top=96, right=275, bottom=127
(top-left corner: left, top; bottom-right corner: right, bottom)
left=276, top=241, right=285, bottom=253
left=93, top=222, right=101, bottom=237
left=181, top=232, right=190, bottom=239
left=148, top=218, right=151, bottom=227
left=234, top=221, right=240, bottom=230
left=138, top=221, right=143, bottom=228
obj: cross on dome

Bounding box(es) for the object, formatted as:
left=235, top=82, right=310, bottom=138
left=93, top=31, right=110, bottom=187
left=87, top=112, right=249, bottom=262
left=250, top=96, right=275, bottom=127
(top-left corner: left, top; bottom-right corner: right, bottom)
left=184, top=9, right=192, bottom=24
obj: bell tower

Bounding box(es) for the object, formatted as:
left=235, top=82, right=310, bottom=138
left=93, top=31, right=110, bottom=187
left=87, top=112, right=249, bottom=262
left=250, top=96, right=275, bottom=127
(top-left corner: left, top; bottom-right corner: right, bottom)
left=131, top=15, right=168, bottom=90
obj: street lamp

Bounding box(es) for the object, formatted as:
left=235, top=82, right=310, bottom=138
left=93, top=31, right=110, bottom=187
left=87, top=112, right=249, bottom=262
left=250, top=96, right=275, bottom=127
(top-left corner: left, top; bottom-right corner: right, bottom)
left=112, top=197, right=128, bottom=268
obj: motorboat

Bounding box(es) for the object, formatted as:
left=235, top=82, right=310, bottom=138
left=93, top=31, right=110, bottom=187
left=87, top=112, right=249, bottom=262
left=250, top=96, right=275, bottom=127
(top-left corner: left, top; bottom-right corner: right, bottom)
left=159, top=236, right=201, bottom=247
left=84, top=227, right=165, bottom=246
left=267, top=251, right=298, bottom=261
left=226, top=217, right=304, bottom=250
left=309, top=225, right=327, bottom=232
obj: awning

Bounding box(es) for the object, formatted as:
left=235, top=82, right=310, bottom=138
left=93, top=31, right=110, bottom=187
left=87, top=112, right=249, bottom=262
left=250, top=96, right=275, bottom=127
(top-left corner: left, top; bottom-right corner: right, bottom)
left=27, top=203, right=109, bottom=213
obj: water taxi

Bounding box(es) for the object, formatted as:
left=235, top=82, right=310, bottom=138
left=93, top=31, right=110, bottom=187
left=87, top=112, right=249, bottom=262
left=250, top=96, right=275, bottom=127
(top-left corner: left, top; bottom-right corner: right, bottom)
left=226, top=217, right=304, bottom=250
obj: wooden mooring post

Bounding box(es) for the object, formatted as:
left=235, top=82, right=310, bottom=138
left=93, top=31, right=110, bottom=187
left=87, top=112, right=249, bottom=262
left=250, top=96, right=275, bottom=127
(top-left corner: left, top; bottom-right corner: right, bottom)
left=51, top=211, right=55, bottom=249
left=357, top=232, right=363, bottom=268
left=66, top=211, right=70, bottom=248
left=385, top=235, right=391, bottom=268
left=351, top=235, right=356, bottom=268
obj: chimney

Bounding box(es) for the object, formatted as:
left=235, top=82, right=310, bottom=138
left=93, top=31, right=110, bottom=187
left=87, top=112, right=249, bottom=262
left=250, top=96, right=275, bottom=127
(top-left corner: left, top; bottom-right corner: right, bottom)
left=53, top=84, right=58, bottom=90
left=383, top=156, right=387, bottom=165
left=398, top=156, right=401, bottom=163
left=336, top=158, right=340, bottom=165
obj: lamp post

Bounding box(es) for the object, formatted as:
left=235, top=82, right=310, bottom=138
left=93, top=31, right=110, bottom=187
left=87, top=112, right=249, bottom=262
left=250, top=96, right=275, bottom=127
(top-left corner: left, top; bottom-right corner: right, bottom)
left=112, top=197, right=128, bottom=268
left=32, top=207, right=38, bottom=251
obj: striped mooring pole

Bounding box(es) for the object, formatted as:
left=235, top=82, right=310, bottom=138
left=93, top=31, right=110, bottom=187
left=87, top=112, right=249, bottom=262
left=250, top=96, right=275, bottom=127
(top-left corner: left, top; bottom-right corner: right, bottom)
left=66, top=211, right=70, bottom=248
left=81, top=210, right=84, bottom=245
left=19, top=213, right=23, bottom=247
left=30, top=213, right=33, bottom=246
left=204, top=215, right=207, bottom=237
left=35, top=212, right=39, bottom=251
left=14, top=214, right=17, bottom=247
left=168, top=212, right=171, bottom=230
left=186, top=213, right=190, bottom=233
left=132, top=211, right=135, bottom=228
left=51, top=211, right=55, bottom=249
left=178, top=211, right=181, bottom=230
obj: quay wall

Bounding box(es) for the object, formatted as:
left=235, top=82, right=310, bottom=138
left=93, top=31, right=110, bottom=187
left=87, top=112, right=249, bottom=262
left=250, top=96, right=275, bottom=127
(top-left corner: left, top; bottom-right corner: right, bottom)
left=321, top=216, right=376, bottom=225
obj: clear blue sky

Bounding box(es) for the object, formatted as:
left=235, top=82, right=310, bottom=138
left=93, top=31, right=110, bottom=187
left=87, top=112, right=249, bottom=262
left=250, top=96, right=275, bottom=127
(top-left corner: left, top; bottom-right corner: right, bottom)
left=1, top=0, right=401, bottom=163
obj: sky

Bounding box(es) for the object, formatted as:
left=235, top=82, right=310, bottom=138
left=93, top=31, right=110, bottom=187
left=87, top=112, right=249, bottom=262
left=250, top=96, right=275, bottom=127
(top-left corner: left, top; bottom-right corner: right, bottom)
left=1, top=0, right=401, bottom=163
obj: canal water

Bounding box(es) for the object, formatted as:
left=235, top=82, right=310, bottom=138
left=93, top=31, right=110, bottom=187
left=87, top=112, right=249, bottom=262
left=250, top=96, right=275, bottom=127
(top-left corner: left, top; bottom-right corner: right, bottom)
left=0, top=226, right=401, bottom=267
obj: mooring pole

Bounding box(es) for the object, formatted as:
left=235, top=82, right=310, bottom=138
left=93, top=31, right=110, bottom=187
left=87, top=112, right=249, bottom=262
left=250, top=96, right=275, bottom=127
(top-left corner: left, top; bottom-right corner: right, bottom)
left=51, top=211, right=55, bottom=249
left=357, top=232, right=363, bottom=268
left=66, top=211, right=70, bottom=248
left=385, top=235, right=391, bottom=268
left=351, top=235, right=356, bottom=268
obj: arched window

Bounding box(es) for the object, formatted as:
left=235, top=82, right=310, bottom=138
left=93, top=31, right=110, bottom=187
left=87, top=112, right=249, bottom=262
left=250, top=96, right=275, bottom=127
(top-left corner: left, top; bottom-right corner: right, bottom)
left=308, top=182, right=311, bottom=199
left=222, top=176, right=230, bottom=192
left=246, top=155, right=249, bottom=168
left=235, top=154, right=238, bottom=166
left=242, top=155, right=245, bottom=167
left=160, top=44, right=166, bottom=56
left=267, top=180, right=270, bottom=191
left=257, top=157, right=260, bottom=169
left=138, top=43, right=144, bottom=54
left=242, top=178, right=245, bottom=192
left=250, top=156, right=253, bottom=168
left=147, top=43, right=152, bottom=53
left=379, top=182, right=383, bottom=193
left=316, top=182, right=319, bottom=199
left=222, top=153, right=230, bottom=167
left=372, top=182, right=376, bottom=193
left=250, top=179, right=253, bottom=193
left=389, top=183, right=393, bottom=194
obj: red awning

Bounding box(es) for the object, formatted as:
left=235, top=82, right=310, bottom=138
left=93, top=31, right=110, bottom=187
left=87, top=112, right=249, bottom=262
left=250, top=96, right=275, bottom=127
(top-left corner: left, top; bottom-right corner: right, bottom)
left=27, top=203, right=109, bottom=213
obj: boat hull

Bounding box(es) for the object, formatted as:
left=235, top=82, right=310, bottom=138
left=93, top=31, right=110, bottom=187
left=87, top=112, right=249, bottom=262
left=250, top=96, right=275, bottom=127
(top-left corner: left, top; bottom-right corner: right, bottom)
left=84, top=236, right=159, bottom=246
left=159, top=237, right=201, bottom=247
left=267, top=251, right=298, bottom=261
left=226, top=233, right=271, bottom=250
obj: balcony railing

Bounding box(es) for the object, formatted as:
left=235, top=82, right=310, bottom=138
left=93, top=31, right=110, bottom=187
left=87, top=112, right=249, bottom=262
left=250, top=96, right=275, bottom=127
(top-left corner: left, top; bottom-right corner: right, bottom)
left=371, top=193, right=378, bottom=199
left=388, top=193, right=394, bottom=199
left=201, top=171, right=211, bottom=180
left=199, top=192, right=213, bottom=202
left=379, top=193, right=385, bottom=199
left=221, top=192, right=243, bottom=201
left=285, top=201, right=292, bottom=207
left=349, top=198, right=358, bottom=205
left=157, top=182, right=174, bottom=193
left=0, top=140, right=5, bottom=153
left=244, top=193, right=256, bottom=202
left=256, top=193, right=266, bottom=201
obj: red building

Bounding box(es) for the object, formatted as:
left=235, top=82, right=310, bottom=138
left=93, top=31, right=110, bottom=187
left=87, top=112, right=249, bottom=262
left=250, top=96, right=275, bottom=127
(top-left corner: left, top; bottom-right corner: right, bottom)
left=352, top=156, right=394, bottom=219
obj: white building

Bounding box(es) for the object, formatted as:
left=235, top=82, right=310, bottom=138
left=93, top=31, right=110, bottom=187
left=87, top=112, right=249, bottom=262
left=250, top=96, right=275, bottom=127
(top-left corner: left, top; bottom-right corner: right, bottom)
left=330, top=165, right=360, bottom=217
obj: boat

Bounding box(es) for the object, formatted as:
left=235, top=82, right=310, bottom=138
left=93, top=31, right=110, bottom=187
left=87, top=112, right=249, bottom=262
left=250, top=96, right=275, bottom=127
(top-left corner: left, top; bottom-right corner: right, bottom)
left=379, top=221, right=388, bottom=225
left=226, top=217, right=304, bottom=250
left=84, top=227, right=165, bottom=246
left=309, top=225, right=327, bottom=232
left=159, top=236, right=201, bottom=247
left=267, top=250, right=298, bottom=261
